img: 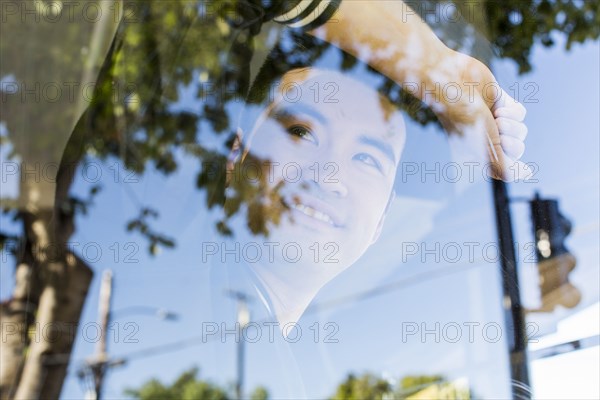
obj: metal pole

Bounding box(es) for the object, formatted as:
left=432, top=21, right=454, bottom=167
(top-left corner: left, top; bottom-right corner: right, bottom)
left=226, top=291, right=250, bottom=400
left=491, top=179, right=530, bottom=398
left=236, top=325, right=245, bottom=400
left=93, top=269, right=113, bottom=400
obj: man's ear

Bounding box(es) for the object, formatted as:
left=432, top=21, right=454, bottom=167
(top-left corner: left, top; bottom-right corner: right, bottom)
left=226, top=128, right=243, bottom=187
left=370, top=189, right=396, bottom=245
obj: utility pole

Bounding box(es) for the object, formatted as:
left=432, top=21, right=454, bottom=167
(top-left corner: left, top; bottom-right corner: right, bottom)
left=492, top=179, right=530, bottom=399
left=225, top=290, right=251, bottom=400
left=82, top=269, right=113, bottom=400
left=77, top=271, right=178, bottom=398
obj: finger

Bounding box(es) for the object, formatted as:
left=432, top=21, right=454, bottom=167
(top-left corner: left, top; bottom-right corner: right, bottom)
left=492, top=89, right=526, bottom=121
left=452, top=95, right=512, bottom=181
left=504, top=160, right=534, bottom=182
left=496, top=117, right=528, bottom=141
left=500, top=135, right=526, bottom=160
left=494, top=106, right=527, bottom=122
left=482, top=104, right=530, bottom=182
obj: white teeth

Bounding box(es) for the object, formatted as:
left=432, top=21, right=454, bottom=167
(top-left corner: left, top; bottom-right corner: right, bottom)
left=291, top=203, right=335, bottom=226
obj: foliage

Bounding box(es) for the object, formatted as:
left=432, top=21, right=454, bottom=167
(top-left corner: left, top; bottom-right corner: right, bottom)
left=124, top=367, right=268, bottom=400
left=127, top=369, right=472, bottom=400
left=331, top=373, right=392, bottom=400
left=419, top=0, right=600, bottom=73
left=485, top=0, right=600, bottom=73
left=397, top=374, right=445, bottom=398
left=249, top=386, right=269, bottom=400
left=331, top=372, right=470, bottom=400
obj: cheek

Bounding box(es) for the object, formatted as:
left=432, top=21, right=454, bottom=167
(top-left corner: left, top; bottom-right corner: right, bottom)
left=248, top=123, right=305, bottom=163
left=249, top=138, right=319, bottom=186
left=351, top=187, right=392, bottom=227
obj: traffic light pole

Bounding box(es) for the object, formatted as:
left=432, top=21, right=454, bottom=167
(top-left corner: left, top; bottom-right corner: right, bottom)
left=491, top=179, right=531, bottom=399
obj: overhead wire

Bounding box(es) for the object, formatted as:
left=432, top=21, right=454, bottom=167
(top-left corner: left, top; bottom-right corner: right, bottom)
left=97, top=256, right=492, bottom=363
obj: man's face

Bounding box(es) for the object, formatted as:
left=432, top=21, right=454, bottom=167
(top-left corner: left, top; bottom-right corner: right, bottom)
left=237, top=68, right=407, bottom=270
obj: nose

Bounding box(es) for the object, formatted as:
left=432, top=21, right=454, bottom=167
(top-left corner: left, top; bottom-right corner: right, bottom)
left=302, top=162, right=348, bottom=198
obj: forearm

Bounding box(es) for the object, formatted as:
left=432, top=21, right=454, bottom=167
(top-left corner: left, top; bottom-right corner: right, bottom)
left=305, top=0, right=528, bottom=182
left=309, top=0, right=453, bottom=98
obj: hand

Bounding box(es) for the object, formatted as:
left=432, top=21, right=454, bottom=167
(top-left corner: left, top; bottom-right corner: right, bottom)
left=492, top=88, right=530, bottom=182
left=433, top=51, right=530, bottom=182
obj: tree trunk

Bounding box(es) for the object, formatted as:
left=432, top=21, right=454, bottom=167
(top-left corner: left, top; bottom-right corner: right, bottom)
left=0, top=262, right=41, bottom=399
left=0, top=177, right=52, bottom=399
left=13, top=255, right=92, bottom=400
left=1, top=160, right=94, bottom=400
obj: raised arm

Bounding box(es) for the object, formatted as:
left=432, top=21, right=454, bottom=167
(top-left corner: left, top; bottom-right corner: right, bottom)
left=301, top=0, right=529, bottom=181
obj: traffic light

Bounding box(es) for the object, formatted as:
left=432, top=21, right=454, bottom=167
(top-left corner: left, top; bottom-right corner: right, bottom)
left=529, top=193, right=581, bottom=312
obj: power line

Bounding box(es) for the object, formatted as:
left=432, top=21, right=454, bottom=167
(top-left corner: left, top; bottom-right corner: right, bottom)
left=30, top=256, right=506, bottom=373
left=305, top=257, right=491, bottom=315
left=91, top=258, right=490, bottom=364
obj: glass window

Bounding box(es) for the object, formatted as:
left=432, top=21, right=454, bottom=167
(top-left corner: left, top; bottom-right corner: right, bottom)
left=1, top=1, right=597, bottom=399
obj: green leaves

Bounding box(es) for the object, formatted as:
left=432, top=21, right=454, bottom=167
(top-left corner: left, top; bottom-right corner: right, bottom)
left=125, top=367, right=267, bottom=400
left=126, top=207, right=176, bottom=256
left=483, top=0, right=600, bottom=73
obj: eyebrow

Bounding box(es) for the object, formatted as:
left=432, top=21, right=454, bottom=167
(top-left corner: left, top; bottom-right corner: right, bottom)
left=270, top=103, right=327, bottom=125
left=359, top=135, right=397, bottom=165
left=269, top=103, right=397, bottom=164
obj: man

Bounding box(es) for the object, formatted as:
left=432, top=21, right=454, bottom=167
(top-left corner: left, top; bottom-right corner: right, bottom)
left=219, top=34, right=528, bottom=327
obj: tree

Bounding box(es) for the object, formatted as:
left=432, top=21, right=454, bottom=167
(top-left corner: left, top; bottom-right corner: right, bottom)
left=0, top=2, right=118, bottom=397
left=411, top=0, right=599, bottom=72
left=1, top=1, right=244, bottom=397
left=331, top=373, right=392, bottom=400
left=331, top=372, right=471, bottom=400
left=1, top=0, right=598, bottom=398
left=397, top=375, right=447, bottom=398
left=124, top=367, right=268, bottom=400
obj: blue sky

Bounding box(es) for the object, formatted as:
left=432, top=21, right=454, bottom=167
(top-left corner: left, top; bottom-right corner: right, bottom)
left=1, top=23, right=598, bottom=400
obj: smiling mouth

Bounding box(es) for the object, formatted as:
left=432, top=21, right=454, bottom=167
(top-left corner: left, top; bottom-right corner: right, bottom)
left=289, top=203, right=338, bottom=227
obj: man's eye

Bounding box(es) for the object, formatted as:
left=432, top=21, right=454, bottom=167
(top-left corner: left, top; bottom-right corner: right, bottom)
left=287, top=125, right=317, bottom=144
left=354, top=153, right=383, bottom=172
